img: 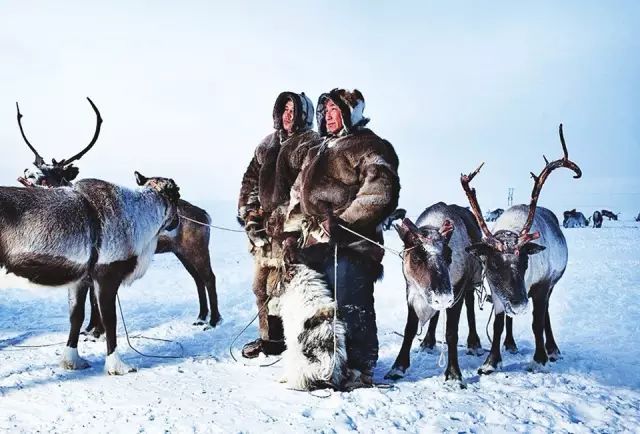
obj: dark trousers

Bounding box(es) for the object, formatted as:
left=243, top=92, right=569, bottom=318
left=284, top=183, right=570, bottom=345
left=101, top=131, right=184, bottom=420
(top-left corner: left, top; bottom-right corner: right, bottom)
left=315, top=249, right=379, bottom=374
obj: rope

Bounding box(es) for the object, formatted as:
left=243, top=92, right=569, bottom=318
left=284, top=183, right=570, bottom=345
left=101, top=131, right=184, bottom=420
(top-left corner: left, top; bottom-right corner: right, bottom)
left=227, top=295, right=283, bottom=368
left=117, top=294, right=185, bottom=359
left=337, top=223, right=405, bottom=258
left=437, top=309, right=447, bottom=368
left=178, top=213, right=264, bottom=234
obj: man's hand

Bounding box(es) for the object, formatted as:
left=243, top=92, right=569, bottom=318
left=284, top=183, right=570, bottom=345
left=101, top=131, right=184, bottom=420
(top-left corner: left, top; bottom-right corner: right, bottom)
left=319, top=214, right=347, bottom=239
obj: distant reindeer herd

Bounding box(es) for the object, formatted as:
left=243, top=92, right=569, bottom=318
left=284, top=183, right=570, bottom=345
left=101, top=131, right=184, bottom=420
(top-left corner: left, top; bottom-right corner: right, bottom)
left=8, top=98, right=637, bottom=389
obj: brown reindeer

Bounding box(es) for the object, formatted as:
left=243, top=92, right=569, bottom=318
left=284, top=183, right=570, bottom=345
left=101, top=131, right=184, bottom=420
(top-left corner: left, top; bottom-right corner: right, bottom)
left=16, top=98, right=221, bottom=333
left=462, top=124, right=581, bottom=373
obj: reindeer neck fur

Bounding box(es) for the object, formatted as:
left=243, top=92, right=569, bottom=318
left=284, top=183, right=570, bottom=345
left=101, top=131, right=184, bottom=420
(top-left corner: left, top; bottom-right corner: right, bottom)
left=493, top=205, right=568, bottom=288
left=73, top=179, right=172, bottom=285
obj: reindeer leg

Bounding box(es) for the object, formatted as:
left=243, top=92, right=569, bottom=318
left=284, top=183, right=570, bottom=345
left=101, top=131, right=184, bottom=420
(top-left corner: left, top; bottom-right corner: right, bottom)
left=444, top=288, right=465, bottom=385
left=544, top=308, right=561, bottom=361
left=385, top=304, right=419, bottom=380
left=175, top=253, right=209, bottom=325
left=61, top=284, right=90, bottom=370
left=420, top=311, right=439, bottom=351
left=530, top=290, right=549, bottom=368
left=192, top=251, right=221, bottom=328
left=95, top=279, right=136, bottom=375
left=503, top=316, right=518, bottom=354
left=464, top=287, right=483, bottom=355
left=479, top=311, right=504, bottom=374
left=83, top=282, right=105, bottom=339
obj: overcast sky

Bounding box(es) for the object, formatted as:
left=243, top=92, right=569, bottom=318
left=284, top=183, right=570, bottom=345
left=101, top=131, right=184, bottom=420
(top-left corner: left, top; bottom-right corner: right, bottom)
left=1, top=1, right=638, bottom=218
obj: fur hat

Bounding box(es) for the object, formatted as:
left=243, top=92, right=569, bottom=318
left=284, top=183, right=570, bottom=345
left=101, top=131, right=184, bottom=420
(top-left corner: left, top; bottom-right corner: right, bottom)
left=273, top=91, right=315, bottom=132
left=316, top=88, right=369, bottom=136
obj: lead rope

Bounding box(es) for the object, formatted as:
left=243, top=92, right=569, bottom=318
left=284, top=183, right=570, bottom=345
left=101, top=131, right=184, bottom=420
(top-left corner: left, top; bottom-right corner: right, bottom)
left=178, top=214, right=265, bottom=234
left=437, top=309, right=447, bottom=368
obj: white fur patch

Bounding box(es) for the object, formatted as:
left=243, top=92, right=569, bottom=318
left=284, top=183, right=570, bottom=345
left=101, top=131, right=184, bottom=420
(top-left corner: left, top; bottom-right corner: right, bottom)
left=97, top=186, right=167, bottom=265
left=60, top=346, right=90, bottom=370
left=104, top=351, right=136, bottom=375
left=279, top=265, right=347, bottom=390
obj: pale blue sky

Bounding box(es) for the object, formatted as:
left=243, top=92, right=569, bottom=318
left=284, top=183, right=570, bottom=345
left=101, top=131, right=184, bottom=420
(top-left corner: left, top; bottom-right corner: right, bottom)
left=0, top=1, right=638, bottom=217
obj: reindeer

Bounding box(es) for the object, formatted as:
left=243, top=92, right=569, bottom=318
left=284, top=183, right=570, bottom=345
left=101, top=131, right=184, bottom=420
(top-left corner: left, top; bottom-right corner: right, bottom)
left=15, top=99, right=220, bottom=334
left=385, top=203, right=483, bottom=384
left=461, top=124, right=581, bottom=374
left=636, top=212, right=640, bottom=222
left=601, top=209, right=619, bottom=221
left=0, top=170, right=180, bottom=374
left=485, top=208, right=504, bottom=222
left=562, top=209, right=588, bottom=228
left=592, top=210, right=603, bottom=228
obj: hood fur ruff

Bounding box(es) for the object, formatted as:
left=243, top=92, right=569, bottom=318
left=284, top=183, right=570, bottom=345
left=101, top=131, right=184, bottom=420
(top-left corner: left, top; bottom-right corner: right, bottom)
left=316, top=88, right=370, bottom=136
left=273, top=91, right=315, bottom=133
left=279, top=264, right=347, bottom=390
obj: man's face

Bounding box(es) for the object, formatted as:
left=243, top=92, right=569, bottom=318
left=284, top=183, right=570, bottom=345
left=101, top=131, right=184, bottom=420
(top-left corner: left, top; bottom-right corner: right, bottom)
left=282, top=100, right=295, bottom=134
left=325, top=99, right=344, bottom=135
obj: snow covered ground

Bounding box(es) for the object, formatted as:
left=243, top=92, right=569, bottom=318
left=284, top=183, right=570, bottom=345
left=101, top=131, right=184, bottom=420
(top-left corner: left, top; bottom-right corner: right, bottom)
left=1, top=202, right=639, bottom=433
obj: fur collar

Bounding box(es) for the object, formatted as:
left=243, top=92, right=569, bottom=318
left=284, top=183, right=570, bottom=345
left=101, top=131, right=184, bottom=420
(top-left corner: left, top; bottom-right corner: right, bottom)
left=273, top=91, right=315, bottom=133
left=316, top=88, right=370, bottom=137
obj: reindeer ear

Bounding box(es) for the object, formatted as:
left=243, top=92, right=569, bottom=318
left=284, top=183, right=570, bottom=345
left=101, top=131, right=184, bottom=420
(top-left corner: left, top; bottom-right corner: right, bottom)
left=521, top=242, right=546, bottom=256
left=439, top=219, right=454, bottom=243
left=466, top=242, right=492, bottom=258
left=134, top=171, right=148, bottom=186
left=63, top=165, right=80, bottom=181
left=395, top=218, right=420, bottom=246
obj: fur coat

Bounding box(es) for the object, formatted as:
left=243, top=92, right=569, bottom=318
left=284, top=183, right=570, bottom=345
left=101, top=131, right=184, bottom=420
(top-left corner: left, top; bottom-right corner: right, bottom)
left=287, top=89, right=400, bottom=263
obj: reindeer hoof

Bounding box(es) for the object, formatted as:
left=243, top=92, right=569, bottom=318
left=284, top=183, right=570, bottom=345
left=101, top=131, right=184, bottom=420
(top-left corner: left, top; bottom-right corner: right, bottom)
left=478, top=362, right=501, bottom=375
left=547, top=350, right=562, bottom=362
left=205, top=316, right=223, bottom=330
left=105, top=352, right=137, bottom=375
left=60, top=347, right=90, bottom=370
left=466, top=346, right=485, bottom=356
left=384, top=367, right=406, bottom=380
left=504, top=342, right=518, bottom=354
left=526, top=361, right=549, bottom=373
left=193, top=317, right=206, bottom=326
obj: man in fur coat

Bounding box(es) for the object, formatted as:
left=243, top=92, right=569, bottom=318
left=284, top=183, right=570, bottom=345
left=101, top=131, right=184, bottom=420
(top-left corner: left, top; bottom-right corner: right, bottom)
left=284, top=88, right=400, bottom=385
left=238, top=91, right=321, bottom=358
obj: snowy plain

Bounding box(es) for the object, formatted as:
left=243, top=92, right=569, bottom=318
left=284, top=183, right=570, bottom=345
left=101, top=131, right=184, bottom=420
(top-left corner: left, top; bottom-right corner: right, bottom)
left=1, top=201, right=639, bottom=433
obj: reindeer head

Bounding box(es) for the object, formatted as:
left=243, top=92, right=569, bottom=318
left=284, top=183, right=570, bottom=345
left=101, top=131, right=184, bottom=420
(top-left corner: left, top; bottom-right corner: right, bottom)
left=396, top=217, right=455, bottom=310
left=461, top=124, right=581, bottom=316
left=134, top=170, right=181, bottom=233
left=16, top=98, right=102, bottom=188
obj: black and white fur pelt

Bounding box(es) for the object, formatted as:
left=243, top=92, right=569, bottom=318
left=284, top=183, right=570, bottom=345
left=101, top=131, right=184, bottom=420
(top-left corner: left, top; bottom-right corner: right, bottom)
left=279, top=264, right=347, bottom=390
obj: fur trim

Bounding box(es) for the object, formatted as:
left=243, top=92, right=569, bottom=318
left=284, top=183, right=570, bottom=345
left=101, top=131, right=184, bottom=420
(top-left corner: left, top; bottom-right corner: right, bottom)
left=273, top=91, right=315, bottom=132
left=279, top=264, right=347, bottom=390
left=316, top=89, right=370, bottom=136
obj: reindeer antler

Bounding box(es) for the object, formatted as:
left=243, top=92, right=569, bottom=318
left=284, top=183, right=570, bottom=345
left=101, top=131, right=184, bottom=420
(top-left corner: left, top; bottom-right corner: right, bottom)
left=16, top=102, right=45, bottom=166
left=518, top=123, right=582, bottom=246
left=60, top=97, right=103, bottom=165
left=460, top=162, right=502, bottom=250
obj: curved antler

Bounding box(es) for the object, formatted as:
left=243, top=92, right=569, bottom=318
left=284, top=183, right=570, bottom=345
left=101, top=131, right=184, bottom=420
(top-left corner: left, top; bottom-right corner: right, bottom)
left=61, top=97, right=103, bottom=165
left=518, top=123, right=582, bottom=245
left=460, top=162, right=502, bottom=249
left=16, top=102, right=45, bottom=166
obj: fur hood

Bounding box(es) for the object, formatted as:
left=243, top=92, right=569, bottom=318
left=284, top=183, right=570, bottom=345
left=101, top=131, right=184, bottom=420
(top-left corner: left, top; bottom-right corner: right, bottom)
left=316, top=89, right=370, bottom=136
left=273, top=91, right=315, bottom=133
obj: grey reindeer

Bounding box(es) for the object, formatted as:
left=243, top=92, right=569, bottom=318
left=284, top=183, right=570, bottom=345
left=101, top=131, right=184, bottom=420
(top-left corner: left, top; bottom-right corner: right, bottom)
left=462, top=124, right=581, bottom=374
left=385, top=202, right=483, bottom=386
left=0, top=169, right=180, bottom=374
left=16, top=99, right=221, bottom=335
